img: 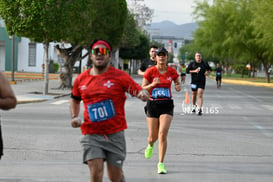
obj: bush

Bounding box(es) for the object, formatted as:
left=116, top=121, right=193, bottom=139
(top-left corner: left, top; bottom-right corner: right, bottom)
left=232, top=64, right=249, bottom=77
left=233, top=64, right=248, bottom=75
left=53, top=63, right=59, bottom=73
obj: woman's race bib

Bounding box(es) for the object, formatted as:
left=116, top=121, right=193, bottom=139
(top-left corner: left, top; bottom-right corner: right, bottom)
left=87, top=99, right=116, bottom=122
left=191, top=84, right=197, bottom=89
left=152, top=88, right=171, bottom=99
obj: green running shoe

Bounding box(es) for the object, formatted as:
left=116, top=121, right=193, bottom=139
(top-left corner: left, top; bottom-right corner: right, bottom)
left=144, top=144, right=154, bottom=159
left=157, top=163, right=167, bottom=174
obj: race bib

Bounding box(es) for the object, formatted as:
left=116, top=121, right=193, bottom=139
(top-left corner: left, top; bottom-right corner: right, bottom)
left=217, top=72, right=221, bottom=76
left=152, top=88, right=171, bottom=99
left=191, top=84, right=197, bottom=89
left=87, top=99, right=116, bottom=122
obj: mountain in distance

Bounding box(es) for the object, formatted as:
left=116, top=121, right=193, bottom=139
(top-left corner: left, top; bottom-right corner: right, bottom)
left=144, top=20, right=198, bottom=40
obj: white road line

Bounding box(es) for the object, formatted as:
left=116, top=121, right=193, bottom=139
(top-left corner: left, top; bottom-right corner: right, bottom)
left=228, top=104, right=241, bottom=110
left=244, top=116, right=273, bottom=137
left=51, top=100, right=69, bottom=105
left=261, top=104, right=273, bottom=111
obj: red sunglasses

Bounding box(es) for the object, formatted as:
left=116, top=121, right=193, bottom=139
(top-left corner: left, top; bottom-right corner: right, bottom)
left=91, top=47, right=109, bottom=55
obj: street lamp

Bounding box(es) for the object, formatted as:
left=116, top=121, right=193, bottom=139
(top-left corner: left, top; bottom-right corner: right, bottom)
left=9, top=35, right=16, bottom=84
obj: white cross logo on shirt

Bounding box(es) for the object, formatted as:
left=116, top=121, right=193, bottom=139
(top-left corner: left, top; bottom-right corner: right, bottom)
left=167, top=77, right=172, bottom=82
left=80, top=85, right=87, bottom=90
left=104, top=80, right=114, bottom=88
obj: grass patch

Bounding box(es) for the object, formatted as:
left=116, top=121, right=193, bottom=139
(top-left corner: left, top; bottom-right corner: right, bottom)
left=210, top=73, right=271, bottom=83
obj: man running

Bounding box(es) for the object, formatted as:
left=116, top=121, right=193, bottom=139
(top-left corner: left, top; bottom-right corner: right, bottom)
left=70, top=39, right=148, bottom=182
left=138, top=45, right=158, bottom=76
left=215, top=63, right=223, bottom=88
left=186, top=52, right=211, bottom=115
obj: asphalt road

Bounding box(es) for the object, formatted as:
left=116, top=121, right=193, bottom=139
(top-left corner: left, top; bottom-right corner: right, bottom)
left=0, top=76, right=273, bottom=182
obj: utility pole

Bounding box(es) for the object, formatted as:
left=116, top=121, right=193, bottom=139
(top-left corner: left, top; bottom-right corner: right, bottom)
left=9, top=35, right=16, bottom=84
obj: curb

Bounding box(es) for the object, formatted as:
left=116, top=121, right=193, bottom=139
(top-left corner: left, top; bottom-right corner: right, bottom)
left=16, top=93, right=71, bottom=104
left=208, top=76, right=273, bottom=89
left=222, top=79, right=273, bottom=89
left=17, top=99, right=49, bottom=104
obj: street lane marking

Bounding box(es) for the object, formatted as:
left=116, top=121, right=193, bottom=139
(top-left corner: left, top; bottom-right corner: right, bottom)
left=51, top=100, right=69, bottom=105
left=228, top=104, right=241, bottom=110
left=244, top=116, right=273, bottom=137
left=261, top=105, right=273, bottom=111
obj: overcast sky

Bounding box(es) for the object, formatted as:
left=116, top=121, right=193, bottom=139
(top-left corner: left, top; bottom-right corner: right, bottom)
left=127, top=0, right=212, bottom=25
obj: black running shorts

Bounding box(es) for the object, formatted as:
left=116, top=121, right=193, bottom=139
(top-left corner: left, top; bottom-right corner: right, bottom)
left=216, top=76, right=222, bottom=81
left=190, top=81, right=206, bottom=91
left=144, top=99, right=174, bottom=118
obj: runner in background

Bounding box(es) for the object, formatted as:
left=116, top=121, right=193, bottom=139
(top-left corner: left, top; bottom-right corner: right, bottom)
left=142, top=47, right=181, bottom=174
left=180, top=62, right=187, bottom=85
left=186, top=52, right=212, bottom=115
left=138, top=45, right=158, bottom=76
left=215, top=63, right=223, bottom=88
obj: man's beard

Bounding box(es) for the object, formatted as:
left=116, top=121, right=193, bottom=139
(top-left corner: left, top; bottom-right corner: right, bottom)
left=93, top=62, right=109, bottom=70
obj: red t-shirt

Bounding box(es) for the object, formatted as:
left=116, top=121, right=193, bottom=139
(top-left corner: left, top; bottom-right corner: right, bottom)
left=72, top=66, right=142, bottom=135
left=143, top=66, right=179, bottom=100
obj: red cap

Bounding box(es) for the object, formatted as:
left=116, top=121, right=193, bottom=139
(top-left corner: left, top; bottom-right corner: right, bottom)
left=91, top=40, right=111, bottom=51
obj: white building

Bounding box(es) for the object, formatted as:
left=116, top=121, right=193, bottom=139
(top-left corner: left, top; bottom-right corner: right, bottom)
left=151, top=35, right=185, bottom=63
left=0, top=19, right=88, bottom=73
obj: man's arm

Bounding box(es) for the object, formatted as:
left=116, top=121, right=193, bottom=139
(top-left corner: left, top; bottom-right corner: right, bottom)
left=204, top=62, right=212, bottom=76
left=186, top=63, right=200, bottom=74
left=137, top=69, right=145, bottom=76
left=0, top=73, right=17, bottom=110
left=137, top=62, right=147, bottom=76
left=206, top=61, right=212, bottom=71
left=186, top=62, right=192, bottom=74
left=125, top=75, right=149, bottom=101
left=137, top=90, right=149, bottom=101
left=70, top=98, right=81, bottom=128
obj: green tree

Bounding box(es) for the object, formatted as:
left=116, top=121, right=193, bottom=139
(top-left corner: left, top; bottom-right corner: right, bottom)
left=0, top=0, right=128, bottom=91
left=120, top=11, right=141, bottom=48
left=178, top=40, right=198, bottom=63
left=119, top=11, right=151, bottom=71
left=251, top=0, right=273, bottom=77
left=120, top=34, right=149, bottom=60
left=193, top=0, right=235, bottom=63
left=192, top=0, right=272, bottom=82
left=119, top=34, right=149, bottom=74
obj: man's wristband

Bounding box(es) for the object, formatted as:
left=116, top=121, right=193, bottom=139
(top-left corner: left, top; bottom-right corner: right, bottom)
left=72, top=116, right=78, bottom=119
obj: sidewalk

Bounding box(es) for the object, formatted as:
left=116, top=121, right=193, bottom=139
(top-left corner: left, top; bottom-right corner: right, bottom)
left=10, top=79, right=71, bottom=104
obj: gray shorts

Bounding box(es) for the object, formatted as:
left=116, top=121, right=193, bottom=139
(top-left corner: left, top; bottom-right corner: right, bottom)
left=80, top=131, right=126, bottom=168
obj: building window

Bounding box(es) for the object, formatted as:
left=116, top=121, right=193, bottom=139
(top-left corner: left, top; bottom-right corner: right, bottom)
left=28, top=43, right=36, bottom=66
